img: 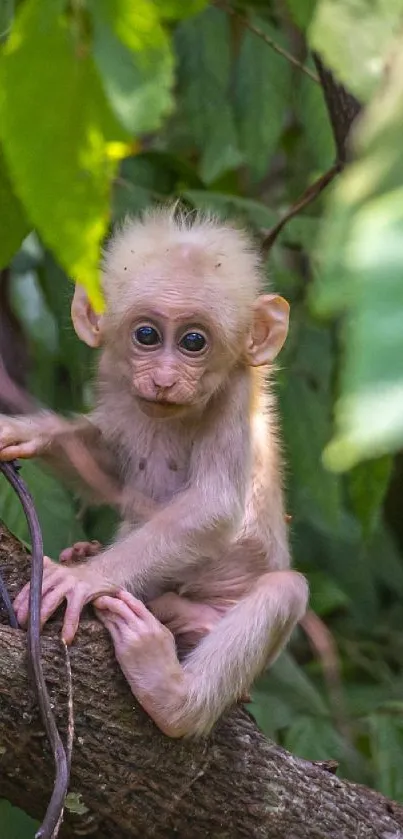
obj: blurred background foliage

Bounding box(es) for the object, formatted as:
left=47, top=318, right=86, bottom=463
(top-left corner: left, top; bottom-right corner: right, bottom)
left=2, top=0, right=403, bottom=833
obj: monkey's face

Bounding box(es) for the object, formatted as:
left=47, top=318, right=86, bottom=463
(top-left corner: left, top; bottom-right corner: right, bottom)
left=124, top=307, right=229, bottom=419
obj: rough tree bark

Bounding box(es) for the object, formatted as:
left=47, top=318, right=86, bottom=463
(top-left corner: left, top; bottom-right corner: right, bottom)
left=1, top=524, right=403, bottom=838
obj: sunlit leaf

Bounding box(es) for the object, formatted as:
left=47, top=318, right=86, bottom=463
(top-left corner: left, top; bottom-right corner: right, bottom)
left=285, top=0, right=317, bottom=31
left=90, top=0, right=174, bottom=134
left=0, top=0, right=128, bottom=312
left=309, top=0, right=403, bottom=102
left=313, top=44, right=403, bottom=469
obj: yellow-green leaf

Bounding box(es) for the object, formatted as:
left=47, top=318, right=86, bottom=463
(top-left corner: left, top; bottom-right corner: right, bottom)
left=0, top=0, right=128, bottom=311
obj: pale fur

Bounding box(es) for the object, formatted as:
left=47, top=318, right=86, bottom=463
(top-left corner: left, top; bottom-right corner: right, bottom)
left=2, top=208, right=308, bottom=738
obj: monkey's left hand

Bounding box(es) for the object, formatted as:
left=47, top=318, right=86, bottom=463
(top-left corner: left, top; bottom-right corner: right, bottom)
left=14, top=556, right=118, bottom=644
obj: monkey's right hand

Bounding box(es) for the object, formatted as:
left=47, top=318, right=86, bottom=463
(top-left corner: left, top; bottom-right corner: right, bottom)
left=0, top=413, right=56, bottom=460
left=13, top=556, right=118, bottom=644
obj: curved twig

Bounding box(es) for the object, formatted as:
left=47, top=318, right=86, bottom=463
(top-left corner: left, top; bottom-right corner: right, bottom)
left=261, top=161, right=342, bottom=254
left=0, top=460, right=71, bottom=839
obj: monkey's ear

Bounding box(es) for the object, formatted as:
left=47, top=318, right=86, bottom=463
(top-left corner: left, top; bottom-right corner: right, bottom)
left=245, top=294, right=289, bottom=366
left=71, top=284, right=103, bottom=348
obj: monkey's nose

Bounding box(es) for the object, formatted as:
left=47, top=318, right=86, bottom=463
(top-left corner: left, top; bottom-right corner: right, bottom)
left=152, top=370, right=177, bottom=390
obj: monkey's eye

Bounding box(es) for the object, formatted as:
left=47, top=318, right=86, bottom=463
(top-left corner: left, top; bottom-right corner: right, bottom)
left=179, top=331, right=207, bottom=353
left=133, top=325, right=161, bottom=347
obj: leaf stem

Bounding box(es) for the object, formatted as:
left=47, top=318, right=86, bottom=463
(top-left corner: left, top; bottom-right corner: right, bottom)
left=213, top=1, right=319, bottom=83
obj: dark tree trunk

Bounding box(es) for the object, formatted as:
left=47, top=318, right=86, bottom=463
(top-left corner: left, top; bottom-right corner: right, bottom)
left=1, top=523, right=403, bottom=838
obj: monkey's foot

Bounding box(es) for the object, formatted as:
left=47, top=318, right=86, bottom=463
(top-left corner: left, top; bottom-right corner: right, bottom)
left=95, top=591, right=188, bottom=736
left=59, top=540, right=102, bottom=564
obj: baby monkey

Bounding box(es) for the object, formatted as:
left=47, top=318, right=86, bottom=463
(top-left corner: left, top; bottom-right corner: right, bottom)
left=0, top=209, right=308, bottom=737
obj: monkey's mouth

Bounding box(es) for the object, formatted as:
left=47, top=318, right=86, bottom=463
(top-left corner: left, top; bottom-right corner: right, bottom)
left=137, top=397, right=187, bottom=417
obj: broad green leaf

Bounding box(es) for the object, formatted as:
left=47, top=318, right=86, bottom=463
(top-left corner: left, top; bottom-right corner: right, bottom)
left=90, top=0, right=166, bottom=53
left=234, top=18, right=292, bottom=180
left=370, top=713, right=403, bottom=801
left=0, top=462, right=86, bottom=557
left=284, top=715, right=352, bottom=765
left=309, top=0, right=403, bottom=102
left=90, top=1, right=174, bottom=134
left=308, top=570, right=349, bottom=617
left=285, top=0, right=317, bottom=31
left=0, top=0, right=128, bottom=312
left=0, top=0, right=13, bottom=41
left=184, top=190, right=277, bottom=229
left=257, top=651, right=328, bottom=717
left=348, top=455, right=393, bottom=539
left=0, top=144, right=29, bottom=268
left=153, top=0, right=208, bottom=20
left=313, top=44, right=403, bottom=469
left=281, top=372, right=343, bottom=534
left=293, top=58, right=335, bottom=173
left=367, top=523, right=403, bottom=596
left=0, top=802, right=38, bottom=839
left=175, top=7, right=243, bottom=182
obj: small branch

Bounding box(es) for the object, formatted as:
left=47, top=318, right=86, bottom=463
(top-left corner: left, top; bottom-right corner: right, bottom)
left=261, top=161, right=341, bottom=253
left=0, top=461, right=71, bottom=839
left=213, top=0, right=319, bottom=83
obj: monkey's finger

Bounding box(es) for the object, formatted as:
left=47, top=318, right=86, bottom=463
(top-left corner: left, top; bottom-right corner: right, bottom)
left=96, top=610, right=125, bottom=644
left=0, top=439, right=42, bottom=460
left=94, top=595, right=142, bottom=627
left=39, top=584, right=72, bottom=629
left=62, top=590, right=87, bottom=644
left=116, top=590, right=153, bottom=620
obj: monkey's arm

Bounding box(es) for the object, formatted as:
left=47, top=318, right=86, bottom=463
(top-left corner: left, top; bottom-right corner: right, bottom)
left=0, top=410, right=123, bottom=506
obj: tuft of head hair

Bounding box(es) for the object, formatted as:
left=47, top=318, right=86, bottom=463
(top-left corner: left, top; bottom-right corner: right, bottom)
left=102, top=206, right=265, bottom=333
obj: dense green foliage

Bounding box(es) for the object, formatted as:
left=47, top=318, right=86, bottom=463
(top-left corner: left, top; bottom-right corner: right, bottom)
left=2, top=0, right=403, bottom=833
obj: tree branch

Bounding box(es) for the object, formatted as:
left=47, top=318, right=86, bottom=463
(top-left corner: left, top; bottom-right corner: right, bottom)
left=1, top=522, right=403, bottom=838
left=213, top=1, right=319, bottom=82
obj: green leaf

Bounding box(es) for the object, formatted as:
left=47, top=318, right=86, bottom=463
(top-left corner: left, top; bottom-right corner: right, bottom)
left=309, top=0, right=403, bottom=102
left=0, top=143, right=29, bottom=268
left=348, top=455, right=393, bottom=539
left=258, top=651, right=328, bottom=717
left=0, top=0, right=128, bottom=312
left=90, top=0, right=174, bottom=134
left=0, top=801, right=38, bottom=839
left=308, top=570, right=349, bottom=617
left=284, top=715, right=349, bottom=763
left=281, top=371, right=343, bottom=534
left=293, top=58, right=335, bottom=173
left=175, top=7, right=243, bottom=182
left=153, top=0, right=208, bottom=20
left=285, top=0, right=317, bottom=31
left=233, top=18, right=292, bottom=180
left=312, top=44, right=403, bottom=469
left=183, top=190, right=277, bottom=229
left=369, top=712, right=403, bottom=801
left=0, top=462, right=86, bottom=557
left=0, top=0, right=13, bottom=41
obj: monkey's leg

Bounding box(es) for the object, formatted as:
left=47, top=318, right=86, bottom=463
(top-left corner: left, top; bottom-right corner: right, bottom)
left=95, top=571, right=308, bottom=738
left=148, top=591, right=224, bottom=644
